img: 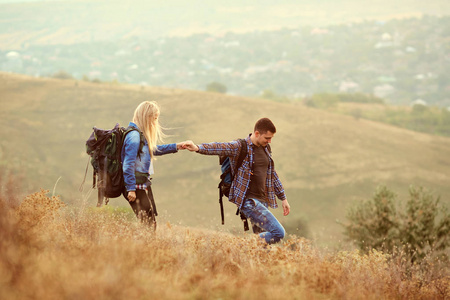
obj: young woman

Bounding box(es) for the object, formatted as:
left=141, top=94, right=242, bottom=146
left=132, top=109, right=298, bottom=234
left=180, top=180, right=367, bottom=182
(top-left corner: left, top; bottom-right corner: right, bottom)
left=121, top=101, right=186, bottom=228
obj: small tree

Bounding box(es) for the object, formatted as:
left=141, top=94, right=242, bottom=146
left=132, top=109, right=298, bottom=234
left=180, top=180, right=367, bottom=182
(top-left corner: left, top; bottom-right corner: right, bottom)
left=52, top=70, right=73, bottom=80
left=343, top=185, right=449, bottom=262
left=304, top=93, right=339, bottom=109
left=350, top=108, right=363, bottom=120
left=399, top=186, right=450, bottom=261
left=206, top=82, right=227, bottom=94
left=343, top=186, right=399, bottom=252
left=261, top=89, right=276, bottom=100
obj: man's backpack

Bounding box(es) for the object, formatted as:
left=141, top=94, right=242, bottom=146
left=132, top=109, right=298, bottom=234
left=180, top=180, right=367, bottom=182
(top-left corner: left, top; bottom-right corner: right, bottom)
left=218, top=139, right=248, bottom=228
left=82, top=123, right=144, bottom=207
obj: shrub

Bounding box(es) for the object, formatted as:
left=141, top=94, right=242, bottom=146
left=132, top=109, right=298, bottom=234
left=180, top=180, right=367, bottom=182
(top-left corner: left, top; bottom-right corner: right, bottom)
left=350, top=108, right=363, bottom=120
left=260, top=89, right=290, bottom=103
left=205, top=82, right=227, bottom=94
left=343, top=186, right=399, bottom=252
left=304, top=93, right=339, bottom=109
left=52, top=70, right=73, bottom=80
left=342, top=185, right=449, bottom=262
left=400, top=186, right=450, bottom=261
left=261, top=89, right=276, bottom=100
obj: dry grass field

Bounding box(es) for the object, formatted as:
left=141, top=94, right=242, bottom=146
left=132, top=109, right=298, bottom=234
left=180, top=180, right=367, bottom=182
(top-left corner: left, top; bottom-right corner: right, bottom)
left=1, top=187, right=448, bottom=300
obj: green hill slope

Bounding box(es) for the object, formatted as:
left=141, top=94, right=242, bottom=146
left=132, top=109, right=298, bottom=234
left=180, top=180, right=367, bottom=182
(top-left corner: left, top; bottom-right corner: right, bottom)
left=1, top=72, right=449, bottom=245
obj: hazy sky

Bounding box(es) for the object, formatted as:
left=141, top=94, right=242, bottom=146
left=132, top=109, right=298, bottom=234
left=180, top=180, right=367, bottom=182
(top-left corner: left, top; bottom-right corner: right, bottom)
left=0, top=0, right=59, bottom=2
left=1, top=0, right=449, bottom=48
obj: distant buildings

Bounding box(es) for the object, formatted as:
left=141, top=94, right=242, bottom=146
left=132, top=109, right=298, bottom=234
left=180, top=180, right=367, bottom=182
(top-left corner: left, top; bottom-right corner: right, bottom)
left=0, top=16, right=448, bottom=106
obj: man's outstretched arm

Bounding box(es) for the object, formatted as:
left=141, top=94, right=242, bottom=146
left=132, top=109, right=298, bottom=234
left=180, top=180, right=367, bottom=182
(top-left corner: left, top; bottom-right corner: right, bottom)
left=183, top=140, right=240, bottom=156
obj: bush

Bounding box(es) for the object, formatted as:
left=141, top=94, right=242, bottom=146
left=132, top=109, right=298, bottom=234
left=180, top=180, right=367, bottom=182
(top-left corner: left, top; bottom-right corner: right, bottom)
left=304, top=93, right=339, bottom=109
left=342, top=185, right=449, bottom=262
left=260, top=89, right=289, bottom=102
left=400, top=186, right=450, bottom=261
left=205, top=82, right=227, bottom=94
left=52, top=70, right=73, bottom=80
left=343, top=186, right=399, bottom=252
left=261, top=89, right=276, bottom=100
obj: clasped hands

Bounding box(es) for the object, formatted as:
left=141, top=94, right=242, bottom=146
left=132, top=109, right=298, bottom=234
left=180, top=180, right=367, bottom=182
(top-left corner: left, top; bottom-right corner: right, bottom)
left=176, top=140, right=198, bottom=152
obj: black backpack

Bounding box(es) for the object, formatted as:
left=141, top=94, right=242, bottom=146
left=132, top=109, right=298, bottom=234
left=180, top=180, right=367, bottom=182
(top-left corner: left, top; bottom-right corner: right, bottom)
left=82, top=123, right=144, bottom=207
left=218, top=139, right=248, bottom=228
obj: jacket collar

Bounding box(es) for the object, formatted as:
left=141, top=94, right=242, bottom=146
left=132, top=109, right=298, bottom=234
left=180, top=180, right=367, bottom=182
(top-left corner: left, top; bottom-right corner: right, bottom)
left=128, top=122, right=140, bottom=130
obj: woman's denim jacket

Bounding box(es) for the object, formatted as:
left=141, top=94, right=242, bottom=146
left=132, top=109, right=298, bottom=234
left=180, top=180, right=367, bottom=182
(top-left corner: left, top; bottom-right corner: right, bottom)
left=121, top=122, right=177, bottom=191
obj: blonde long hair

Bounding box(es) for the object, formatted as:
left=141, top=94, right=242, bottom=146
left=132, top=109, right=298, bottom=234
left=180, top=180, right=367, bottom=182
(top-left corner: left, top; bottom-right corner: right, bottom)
left=132, top=101, right=166, bottom=160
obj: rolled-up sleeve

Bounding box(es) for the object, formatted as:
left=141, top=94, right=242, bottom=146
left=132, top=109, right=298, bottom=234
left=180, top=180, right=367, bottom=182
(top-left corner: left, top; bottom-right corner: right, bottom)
left=273, top=170, right=286, bottom=200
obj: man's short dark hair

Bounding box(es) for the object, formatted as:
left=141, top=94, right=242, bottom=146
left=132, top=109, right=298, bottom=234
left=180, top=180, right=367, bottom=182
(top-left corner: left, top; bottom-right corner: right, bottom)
left=254, top=118, right=276, bottom=134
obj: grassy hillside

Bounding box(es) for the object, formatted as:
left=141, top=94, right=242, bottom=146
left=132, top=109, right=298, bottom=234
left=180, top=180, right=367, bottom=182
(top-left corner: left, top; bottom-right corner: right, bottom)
left=1, top=190, right=448, bottom=300
left=1, top=0, right=449, bottom=49
left=1, top=72, right=449, bottom=246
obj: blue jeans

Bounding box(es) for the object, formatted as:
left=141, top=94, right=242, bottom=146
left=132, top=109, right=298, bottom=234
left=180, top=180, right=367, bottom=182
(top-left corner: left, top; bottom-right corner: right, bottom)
left=240, top=198, right=285, bottom=244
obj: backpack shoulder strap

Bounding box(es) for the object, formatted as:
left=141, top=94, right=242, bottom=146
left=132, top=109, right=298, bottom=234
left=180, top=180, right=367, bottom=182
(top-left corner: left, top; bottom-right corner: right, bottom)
left=232, top=138, right=248, bottom=178
left=218, top=138, right=248, bottom=227
left=235, top=139, right=250, bottom=232
left=124, top=126, right=145, bottom=157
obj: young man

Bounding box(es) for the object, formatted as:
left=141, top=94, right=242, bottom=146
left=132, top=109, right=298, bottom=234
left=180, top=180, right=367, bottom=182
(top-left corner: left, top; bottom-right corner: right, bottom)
left=184, top=118, right=290, bottom=244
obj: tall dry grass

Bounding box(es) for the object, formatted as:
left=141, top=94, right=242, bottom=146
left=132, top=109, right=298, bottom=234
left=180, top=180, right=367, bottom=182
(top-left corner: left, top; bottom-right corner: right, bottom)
left=0, top=188, right=449, bottom=300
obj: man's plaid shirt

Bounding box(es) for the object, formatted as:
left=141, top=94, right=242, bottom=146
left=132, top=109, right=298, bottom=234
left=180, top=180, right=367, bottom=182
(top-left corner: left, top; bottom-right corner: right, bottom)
left=197, top=135, right=286, bottom=209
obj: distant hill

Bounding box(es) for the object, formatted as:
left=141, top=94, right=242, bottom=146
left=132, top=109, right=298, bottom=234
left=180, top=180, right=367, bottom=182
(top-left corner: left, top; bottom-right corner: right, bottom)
left=2, top=13, right=449, bottom=106
left=1, top=72, right=449, bottom=245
